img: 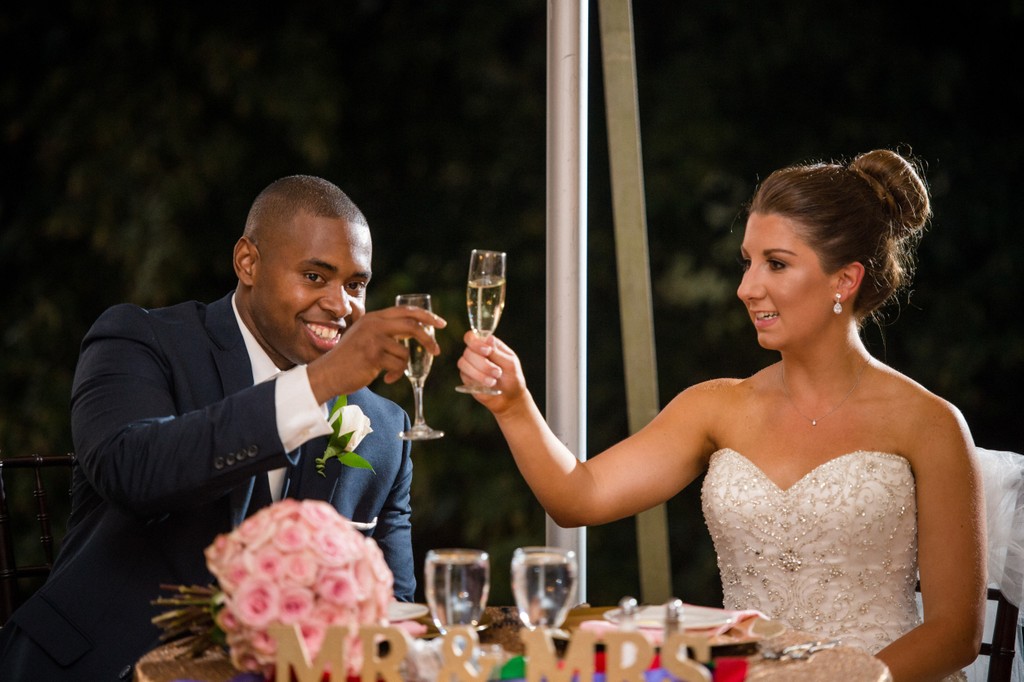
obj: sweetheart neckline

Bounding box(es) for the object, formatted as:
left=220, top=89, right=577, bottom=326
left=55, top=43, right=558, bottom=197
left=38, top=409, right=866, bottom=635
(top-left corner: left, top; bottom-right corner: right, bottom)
left=711, top=448, right=910, bottom=493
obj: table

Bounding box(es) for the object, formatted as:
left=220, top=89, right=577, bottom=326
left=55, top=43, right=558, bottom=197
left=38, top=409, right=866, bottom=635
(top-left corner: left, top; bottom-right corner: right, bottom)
left=135, top=606, right=892, bottom=682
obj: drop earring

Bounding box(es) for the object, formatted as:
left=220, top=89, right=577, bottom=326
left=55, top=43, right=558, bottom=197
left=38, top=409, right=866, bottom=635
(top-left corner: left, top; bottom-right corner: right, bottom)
left=833, top=292, right=843, bottom=315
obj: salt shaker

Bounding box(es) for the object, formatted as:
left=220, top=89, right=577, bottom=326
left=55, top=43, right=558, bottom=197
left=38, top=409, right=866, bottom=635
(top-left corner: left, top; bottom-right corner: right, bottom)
left=617, top=595, right=639, bottom=631
left=663, top=597, right=684, bottom=641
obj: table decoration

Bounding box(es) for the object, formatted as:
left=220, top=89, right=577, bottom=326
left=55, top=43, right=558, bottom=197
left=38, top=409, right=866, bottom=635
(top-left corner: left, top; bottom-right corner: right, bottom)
left=152, top=498, right=394, bottom=681
left=136, top=605, right=892, bottom=682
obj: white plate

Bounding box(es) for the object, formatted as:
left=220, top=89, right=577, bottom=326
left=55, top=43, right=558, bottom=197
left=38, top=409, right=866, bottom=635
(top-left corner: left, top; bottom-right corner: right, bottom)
left=388, top=601, right=429, bottom=621
left=602, top=604, right=734, bottom=630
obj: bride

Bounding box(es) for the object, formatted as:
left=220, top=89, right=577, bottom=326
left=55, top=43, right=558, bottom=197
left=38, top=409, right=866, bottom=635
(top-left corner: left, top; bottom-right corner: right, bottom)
left=458, top=149, right=986, bottom=682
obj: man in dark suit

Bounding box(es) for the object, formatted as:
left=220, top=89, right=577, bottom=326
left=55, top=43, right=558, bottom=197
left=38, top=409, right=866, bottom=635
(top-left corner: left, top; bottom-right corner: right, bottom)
left=0, top=175, right=446, bottom=681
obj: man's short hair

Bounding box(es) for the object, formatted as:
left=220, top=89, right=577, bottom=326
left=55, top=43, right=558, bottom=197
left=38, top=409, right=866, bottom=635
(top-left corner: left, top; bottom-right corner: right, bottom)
left=244, top=175, right=367, bottom=241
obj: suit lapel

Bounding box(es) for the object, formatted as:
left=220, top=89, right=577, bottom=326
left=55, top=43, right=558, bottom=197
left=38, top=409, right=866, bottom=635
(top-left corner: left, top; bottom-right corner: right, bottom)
left=288, top=433, right=337, bottom=502
left=290, top=395, right=347, bottom=503
left=204, top=293, right=262, bottom=526
left=206, top=293, right=253, bottom=397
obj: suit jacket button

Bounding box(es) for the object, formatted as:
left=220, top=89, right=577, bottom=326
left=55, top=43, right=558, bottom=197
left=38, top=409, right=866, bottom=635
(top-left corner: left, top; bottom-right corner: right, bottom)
left=119, top=664, right=133, bottom=680
left=226, top=453, right=236, bottom=465
left=214, top=456, right=225, bottom=470
left=246, top=445, right=259, bottom=457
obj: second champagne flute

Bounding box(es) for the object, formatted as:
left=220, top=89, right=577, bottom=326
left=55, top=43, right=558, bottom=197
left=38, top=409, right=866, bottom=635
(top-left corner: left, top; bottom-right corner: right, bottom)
left=396, top=293, right=444, bottom=440
left=455, top=249, right=506, bottom=394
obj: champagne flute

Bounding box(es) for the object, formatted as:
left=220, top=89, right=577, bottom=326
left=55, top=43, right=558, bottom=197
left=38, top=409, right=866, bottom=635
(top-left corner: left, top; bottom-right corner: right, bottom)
left=396, top=293, right=444, bottom=440
left=511, top=546, right=578, bottom=630
left=455, top=249, right=507, bottom=395
left=424, top=548, right=490, bottom=635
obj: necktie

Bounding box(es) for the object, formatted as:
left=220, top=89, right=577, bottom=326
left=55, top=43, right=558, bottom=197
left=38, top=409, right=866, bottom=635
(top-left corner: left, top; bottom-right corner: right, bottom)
left=246, top=472, right=273, bottom=517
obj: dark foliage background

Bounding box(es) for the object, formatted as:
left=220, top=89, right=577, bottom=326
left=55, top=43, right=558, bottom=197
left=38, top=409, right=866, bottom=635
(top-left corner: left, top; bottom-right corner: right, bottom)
left=2, top=1, right=1021, bottom=610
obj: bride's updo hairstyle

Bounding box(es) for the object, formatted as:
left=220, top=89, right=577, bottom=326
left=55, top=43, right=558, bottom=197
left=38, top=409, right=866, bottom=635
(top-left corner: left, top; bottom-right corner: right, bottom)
left=748, top=149, right=932, bottom=322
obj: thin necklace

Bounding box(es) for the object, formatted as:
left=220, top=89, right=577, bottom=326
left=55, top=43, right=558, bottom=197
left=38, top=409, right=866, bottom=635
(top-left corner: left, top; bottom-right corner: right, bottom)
left=780, top=359, right=869, bottom=426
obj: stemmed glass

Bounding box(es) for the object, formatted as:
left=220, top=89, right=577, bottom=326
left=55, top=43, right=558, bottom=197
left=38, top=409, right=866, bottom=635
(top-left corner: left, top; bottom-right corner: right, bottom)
left=424, top=548, right=490, bottom=635
left=455, top=249, right=507, bottom=395
left=395, top=293, right=444, bottom=440
left=511, top=546, right=578, bottom=631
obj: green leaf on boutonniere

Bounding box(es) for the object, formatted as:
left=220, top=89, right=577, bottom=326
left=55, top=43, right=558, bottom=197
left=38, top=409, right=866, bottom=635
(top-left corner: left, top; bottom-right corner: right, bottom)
left=314, top=395, right=375, bottom=476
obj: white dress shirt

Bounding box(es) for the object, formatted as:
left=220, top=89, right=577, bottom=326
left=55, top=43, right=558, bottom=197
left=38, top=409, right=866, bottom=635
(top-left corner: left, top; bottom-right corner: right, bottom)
left=231, top=294, right=332, bottom=501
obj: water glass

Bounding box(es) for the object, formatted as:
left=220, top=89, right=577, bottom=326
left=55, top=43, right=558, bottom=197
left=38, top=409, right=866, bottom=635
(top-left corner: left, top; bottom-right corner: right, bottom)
left=424, top=548, right=490, bottom=634
left=511, top=546, right=578, bottom=629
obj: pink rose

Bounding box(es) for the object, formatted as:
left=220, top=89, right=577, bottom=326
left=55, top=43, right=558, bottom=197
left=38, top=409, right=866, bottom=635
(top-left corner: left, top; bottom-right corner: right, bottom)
left=299, top=618, right=328, bottom=658
left=216, top=560, right=252, bottom=594
left=205, top=535, right=243, bottom=577
left=280, top=549, right=320, bottom=587
left=232, top=579, right=280, bottom=629
left=248, top=627, right=278, bottom=657
left=234, top=508, right=279, bottom=549
left=316, top=567, right=359, bottom=606
left=272, top=517, right=313, bottom=553
left=204, top=533, right=232, bottom=566
left=312, top=526, right=362, bottom=567
left=299, top=498, right=341, bottom=529
left=216, top=606, right=239, bottom=633
left=278, top=585, right=315, bottom=625
left=246, top=544, right=284, bottom=582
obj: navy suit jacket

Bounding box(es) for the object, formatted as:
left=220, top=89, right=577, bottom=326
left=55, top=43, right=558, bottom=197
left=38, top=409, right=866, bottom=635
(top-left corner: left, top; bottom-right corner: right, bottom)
left=0, top=293, right=414, bottom=681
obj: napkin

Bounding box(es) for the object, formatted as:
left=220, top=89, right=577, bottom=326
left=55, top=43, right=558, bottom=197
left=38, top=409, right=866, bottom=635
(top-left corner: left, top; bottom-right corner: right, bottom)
left=577, top=606, right=766, bottom=645
left=393, top=619, right=429, bottom=638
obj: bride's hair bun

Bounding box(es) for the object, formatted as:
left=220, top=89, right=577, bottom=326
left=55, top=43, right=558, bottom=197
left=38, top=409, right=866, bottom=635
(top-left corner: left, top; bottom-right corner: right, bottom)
left=748, top=148, right=932, bottom=322
left=848, top=149, right=931, bottom=242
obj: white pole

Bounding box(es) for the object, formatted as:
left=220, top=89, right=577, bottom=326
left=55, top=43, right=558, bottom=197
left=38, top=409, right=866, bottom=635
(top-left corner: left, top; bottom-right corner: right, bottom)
left=545, top=0, right=588, bottom=603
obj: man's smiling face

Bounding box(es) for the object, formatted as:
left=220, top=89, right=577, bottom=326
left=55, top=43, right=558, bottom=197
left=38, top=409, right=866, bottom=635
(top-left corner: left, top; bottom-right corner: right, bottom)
left=234, top=209, right=372, bottom=369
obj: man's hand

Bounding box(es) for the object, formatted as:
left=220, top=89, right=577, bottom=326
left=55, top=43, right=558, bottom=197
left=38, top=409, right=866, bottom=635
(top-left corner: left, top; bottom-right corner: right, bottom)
left=307, top=305, right=446, bottom=403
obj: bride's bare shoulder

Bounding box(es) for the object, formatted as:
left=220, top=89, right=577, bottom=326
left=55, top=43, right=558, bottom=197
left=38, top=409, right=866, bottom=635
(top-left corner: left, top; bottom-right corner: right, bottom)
left=872, top=364, right=971, bottom=443
left=673, top=368, right=773, bottom=405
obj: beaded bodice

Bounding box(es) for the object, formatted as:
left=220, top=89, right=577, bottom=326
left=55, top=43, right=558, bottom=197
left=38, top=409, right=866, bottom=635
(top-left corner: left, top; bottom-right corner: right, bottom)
left=702, top=448, right=921, bottom=654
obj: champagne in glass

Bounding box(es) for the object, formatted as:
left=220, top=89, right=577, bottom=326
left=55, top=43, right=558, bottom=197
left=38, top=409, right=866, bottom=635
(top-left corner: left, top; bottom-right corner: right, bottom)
left=455, top=249, right=507, bottom=394
left=403, top=334, right=433, bottom=384
left=511, top=546, right=578, bottom=630
left=396, top=293, right=444, bottom=440
left=424, top=548, right=490, bottom=635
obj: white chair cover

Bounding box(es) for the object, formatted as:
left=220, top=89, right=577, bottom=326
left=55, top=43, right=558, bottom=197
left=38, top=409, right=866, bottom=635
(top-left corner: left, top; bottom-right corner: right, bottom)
left=976, top=447, right=1024, bottom=609
left=974, top=447, right=1024, bottom=682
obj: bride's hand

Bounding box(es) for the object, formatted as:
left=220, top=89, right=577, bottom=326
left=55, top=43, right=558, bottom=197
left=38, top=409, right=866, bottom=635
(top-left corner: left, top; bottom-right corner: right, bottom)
left=457, top=332, right=526, bottom=411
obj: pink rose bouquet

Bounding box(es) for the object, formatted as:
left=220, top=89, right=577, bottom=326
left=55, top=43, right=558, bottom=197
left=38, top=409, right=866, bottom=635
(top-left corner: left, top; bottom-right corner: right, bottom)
left=155, top=499, right=394, bottom=680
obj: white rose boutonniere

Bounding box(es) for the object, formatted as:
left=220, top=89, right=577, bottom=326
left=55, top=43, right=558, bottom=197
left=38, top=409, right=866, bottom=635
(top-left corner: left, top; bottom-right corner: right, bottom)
left=315, top=396, right=375, bottom=476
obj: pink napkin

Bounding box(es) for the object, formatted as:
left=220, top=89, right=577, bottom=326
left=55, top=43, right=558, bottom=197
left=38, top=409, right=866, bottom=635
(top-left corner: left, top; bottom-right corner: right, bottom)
left=577, top=606, right=766, bottom=646
left=392, top=619, right=429, bottom=637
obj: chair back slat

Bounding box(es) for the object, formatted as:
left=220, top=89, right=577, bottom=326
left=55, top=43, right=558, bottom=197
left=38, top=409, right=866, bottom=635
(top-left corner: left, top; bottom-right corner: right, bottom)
left=983, top=586, right=1020, bottom=682
left=32, top=464, right=56, bottom=565
left=0, top=453, right=76, bottom=625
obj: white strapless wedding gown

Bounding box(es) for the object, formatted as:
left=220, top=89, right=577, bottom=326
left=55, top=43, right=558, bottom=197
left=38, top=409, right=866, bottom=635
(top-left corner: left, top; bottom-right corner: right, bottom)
left=702, top=448, right=967, bottom=681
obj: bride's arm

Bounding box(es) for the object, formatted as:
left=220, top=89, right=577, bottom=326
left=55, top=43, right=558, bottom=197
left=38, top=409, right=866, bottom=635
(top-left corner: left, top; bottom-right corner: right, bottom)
left=875, top=398, right=986, bottom=681
left=457, top=332, right=717, bottom=527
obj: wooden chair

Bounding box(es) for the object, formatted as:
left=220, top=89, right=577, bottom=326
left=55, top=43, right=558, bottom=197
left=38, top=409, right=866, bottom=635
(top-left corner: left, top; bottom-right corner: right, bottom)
left=0, top=453, right=76, bottom=625
left=981, top=586, right=1021, bottom=682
